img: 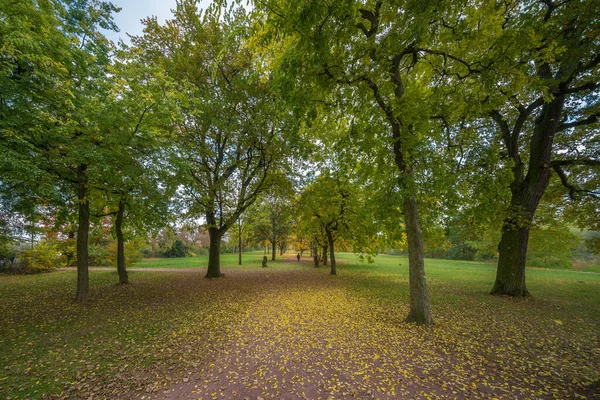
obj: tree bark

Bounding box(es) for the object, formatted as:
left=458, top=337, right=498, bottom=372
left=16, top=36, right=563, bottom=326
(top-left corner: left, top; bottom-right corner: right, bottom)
left=322, top=244, right=328, bottom=266
left=492, top=95, right=564, bottom=296
left=75, top=164, right=90, bottom=303
left=150, top=233, right=157, bottom=258
left=271, top=240, right=276, bottom=261
left=492, top=223, right=530, bottom=296
left=115, top=198, right=128, bottom=284
left=66, top=230, right=75, bottom=266
left=403, top=195, right=433, bottom=325
left=326, top=227, right=336, bottom=275
left=206, top=227, right=223, bottom=278
left=238, top=220, right=242, bottom=266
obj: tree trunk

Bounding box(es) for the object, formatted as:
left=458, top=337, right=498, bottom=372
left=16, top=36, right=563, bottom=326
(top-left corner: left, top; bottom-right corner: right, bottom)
left=326, top=227, right=336, bottom=275
left=75, top=165, right=90, bottom=303
left=66, top=230, right=75, bottom=266
left=492, top=222, right=530, bottom=296
left=115, top=198, right=128, bottom=284
left=403, top=196, right=433, bottom=326
left=206, top=227, right=223, bottom=278
left=150, top=233, right=157, bottom=258
left=238, top=220, right=242, bottom=266
left=492, top=95, right=564, bottom=296
left=271, top=240, right=276, bottom=261
left=322, top=245, right=328, bottom=266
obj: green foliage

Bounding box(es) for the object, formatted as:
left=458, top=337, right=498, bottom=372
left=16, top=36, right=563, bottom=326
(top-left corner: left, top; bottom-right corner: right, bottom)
left=584, top=233, right=600, bottom=256
left=107, top=237, right=146, bottom=266
left=163, top=239, right=189, bottom=258
left=526, top=226, right=579, bottom=269
left=16, top=241, right=62, bottom=272
left=0, top=243, right=17, bottom=272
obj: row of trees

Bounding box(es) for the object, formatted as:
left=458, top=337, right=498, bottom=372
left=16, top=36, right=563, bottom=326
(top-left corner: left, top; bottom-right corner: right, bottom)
left=1, top=0, right=598, bottom=325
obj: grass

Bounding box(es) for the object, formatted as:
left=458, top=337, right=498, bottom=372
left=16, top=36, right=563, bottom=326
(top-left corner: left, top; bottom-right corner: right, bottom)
left=132, top=250, right=272, bottom=269
left=0, top=252, right=598, bottom=399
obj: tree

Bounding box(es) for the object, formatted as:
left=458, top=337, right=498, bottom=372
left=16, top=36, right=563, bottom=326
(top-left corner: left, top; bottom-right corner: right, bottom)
left=258, top=0, right=474, bottom=324
left=134, top=1, right=299, bottom=277
left=473, top=0, right=600, bottom=296
left=298, top=175, right=357, bottom=275
left=228, top=215, right=248, bottom=265
left=92, top=52, right=178, bottom=284
left=247, top=192, right=293, bottom=261
left=0, top=0, right=124, bottom=302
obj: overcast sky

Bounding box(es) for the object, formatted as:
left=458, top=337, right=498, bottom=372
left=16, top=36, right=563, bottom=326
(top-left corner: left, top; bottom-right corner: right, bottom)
left=104, top=0, right=211, bottom=45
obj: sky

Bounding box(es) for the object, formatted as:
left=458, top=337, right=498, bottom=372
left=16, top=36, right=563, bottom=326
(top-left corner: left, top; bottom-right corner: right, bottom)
left=103, top=0, right=211, bottom=45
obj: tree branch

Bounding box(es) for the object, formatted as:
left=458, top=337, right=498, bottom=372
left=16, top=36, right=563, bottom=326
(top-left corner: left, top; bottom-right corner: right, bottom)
left=551, top=159, right=600, bottom=167
left=557, top=113, right=599, bottom=132
left=490, top=110, right=511, bottom=149
left=552, top=164, right=599, bottom=200
left=561, top=81, right=599, bottom=95
left=356, top=1, right=382, bottom=38
left=132, top=103, right=155, bottom=135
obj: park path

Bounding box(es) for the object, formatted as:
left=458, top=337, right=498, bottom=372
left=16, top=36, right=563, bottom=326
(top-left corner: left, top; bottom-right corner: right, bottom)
left=147, top=257, right=412, bottom=399
left=64, top=256, right=596, bottom=399
left=59, top=267, right=207, bottom=272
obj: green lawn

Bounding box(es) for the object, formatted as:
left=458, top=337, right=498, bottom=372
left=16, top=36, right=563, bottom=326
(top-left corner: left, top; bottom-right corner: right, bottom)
left=0, top=252, right=598, bottom=399
left=132, top=250, right=275, bottom=269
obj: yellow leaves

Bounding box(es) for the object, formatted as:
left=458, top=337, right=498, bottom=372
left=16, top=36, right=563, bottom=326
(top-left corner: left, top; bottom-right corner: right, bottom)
left=2, top=256, right=599, bottom=399
left=553, top=319, right=563, bottom=325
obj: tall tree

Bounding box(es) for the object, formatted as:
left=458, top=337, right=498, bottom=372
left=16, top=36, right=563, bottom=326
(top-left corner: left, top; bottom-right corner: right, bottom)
left=471, top=0, right=600, bottom=296
left=135, top=1, right=296, bottom=277
left=0, top=0, right=122, bottom=302
left=258, top=0, right=471, bottom=324
left=95, top=52, right=177, bottom=284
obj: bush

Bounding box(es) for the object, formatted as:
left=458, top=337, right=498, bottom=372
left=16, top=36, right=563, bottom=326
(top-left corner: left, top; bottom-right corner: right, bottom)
left=16, top=241, right=62, bottom=272
left=163, top=239, right=188, bottom=258
left=88, top=243, right=111, bottom=266
left=107, top=237, right=146, bottom=266
left=141, top=247, right=153, bottom=258
left=0, top=244, right=17, bottom=272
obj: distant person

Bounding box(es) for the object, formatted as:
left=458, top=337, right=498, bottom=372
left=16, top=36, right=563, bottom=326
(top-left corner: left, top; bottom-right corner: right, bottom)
left=296, top=253, right=301, bottom=262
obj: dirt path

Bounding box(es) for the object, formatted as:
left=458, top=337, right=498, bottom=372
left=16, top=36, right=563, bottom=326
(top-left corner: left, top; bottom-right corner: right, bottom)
left=150, top=269, right=407, bottom=399
left=108, top=257, right=596, bottom=400
left=59, top=267, right=207, bottom=272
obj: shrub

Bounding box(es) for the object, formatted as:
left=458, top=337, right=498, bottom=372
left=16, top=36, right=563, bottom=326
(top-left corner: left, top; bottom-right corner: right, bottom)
left=0, top=244, right=17, bottom=272
left=107, top=237, right=146, bottom=266
left=162, top=239, right=188, bottom=258
left=88, top=243, right=111, bottom=266
left=16, top=241, right=62, bottom=272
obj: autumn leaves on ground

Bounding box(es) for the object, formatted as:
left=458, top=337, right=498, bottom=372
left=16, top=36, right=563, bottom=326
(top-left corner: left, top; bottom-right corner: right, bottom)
left=1, top=253, right=599, bottom=399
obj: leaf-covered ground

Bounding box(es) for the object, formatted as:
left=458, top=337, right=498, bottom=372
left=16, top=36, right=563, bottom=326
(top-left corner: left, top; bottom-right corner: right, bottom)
left=0, top=252, right=598, bottom=399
